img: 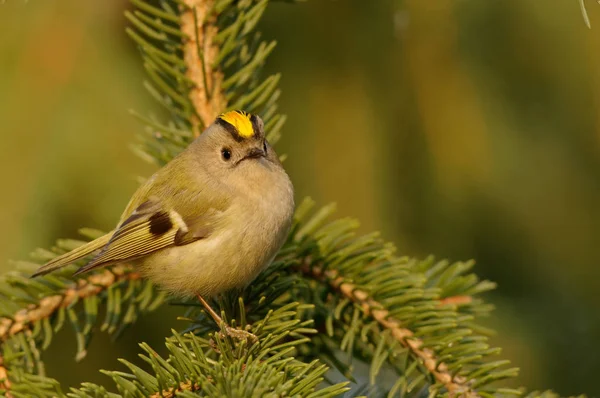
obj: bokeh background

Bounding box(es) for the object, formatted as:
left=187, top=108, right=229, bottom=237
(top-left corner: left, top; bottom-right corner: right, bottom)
left=1, top=0, right=599, bottom=395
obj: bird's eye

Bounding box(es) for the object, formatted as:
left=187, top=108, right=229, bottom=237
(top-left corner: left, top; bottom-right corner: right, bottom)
left=221, top=148, right=232, bottom=161
left=263, top=140, right=268, bottom=153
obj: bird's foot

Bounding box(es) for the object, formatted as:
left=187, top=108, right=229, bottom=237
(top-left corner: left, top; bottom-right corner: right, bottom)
left=196, top=294, right=258, bottom=345
left=220, top=325, right=258, bottom=345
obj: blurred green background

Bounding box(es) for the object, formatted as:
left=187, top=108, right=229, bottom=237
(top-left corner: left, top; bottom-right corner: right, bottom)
left=1, top=0, right=599, bottom=395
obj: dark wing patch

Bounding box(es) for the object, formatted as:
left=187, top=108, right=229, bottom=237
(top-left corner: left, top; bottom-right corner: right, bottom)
left=72, top=200, right=220, bottom=276
left=149, top=211, right=173, bottom=235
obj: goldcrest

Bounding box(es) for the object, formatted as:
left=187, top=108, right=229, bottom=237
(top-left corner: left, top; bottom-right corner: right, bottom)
left=33, top=111, right=295, bottom=299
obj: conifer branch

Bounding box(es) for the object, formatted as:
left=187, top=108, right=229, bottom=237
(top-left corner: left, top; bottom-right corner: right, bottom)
left=67, top=307, right=349, bottom=397
left=0, top=267, right=140, bottom=343
left=181, top=0, right=227, bottom=136
left=300, top=262, right=479, bottom=396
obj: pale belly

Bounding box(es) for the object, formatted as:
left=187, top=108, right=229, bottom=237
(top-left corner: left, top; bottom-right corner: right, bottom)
left=136, top=216, right=288, bottom=298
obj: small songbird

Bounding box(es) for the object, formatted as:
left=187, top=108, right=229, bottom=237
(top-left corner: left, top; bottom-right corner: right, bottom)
left=32, top=111, right=294, bottom=332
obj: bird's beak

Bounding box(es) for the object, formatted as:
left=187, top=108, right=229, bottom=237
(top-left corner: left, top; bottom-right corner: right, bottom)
left=236, top=147, right=266, bottom=165
left=245, top=147, right=266, bottom=160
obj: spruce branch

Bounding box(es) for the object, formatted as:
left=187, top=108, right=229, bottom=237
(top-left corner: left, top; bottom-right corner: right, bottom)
left=0, top=267, right=141, bottom=345
left=67, top=305, right=349, bottom=397
left=285, top=201, right=518, bottom=396
left=180, top=0, right=227, bottom=135
left=301, top=263, right=478, bottom=396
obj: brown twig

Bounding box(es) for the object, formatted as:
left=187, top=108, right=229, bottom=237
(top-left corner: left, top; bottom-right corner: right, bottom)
left=0, top=354, right=12, bottom=398
left=438, top=295, right=473, bottom=307
left=149, top=381, right=200, bottom=398
left=180, top=0, right=227, bottom=137
left=301, top=264, right=479, bottom=397
left=0, top=267, right=141, bottom=343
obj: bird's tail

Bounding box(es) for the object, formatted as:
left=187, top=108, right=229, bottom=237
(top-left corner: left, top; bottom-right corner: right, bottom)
left=31, top=232, right=113, bottom=277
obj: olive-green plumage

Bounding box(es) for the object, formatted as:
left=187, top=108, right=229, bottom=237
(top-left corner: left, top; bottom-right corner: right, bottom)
left=33, top=111, right=295, bottom=298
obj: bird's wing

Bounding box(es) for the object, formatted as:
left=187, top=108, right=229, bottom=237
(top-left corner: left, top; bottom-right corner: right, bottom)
left=72, top=199, right=220, bottom=275
left=31, top=232, right=113, bottom=277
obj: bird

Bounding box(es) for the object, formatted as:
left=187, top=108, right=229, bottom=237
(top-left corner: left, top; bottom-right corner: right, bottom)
left=32, top=110, right=295, bottom=338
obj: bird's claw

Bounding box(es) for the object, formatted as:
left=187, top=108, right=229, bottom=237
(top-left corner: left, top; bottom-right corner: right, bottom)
left=220, top=325, right=258, bottom=345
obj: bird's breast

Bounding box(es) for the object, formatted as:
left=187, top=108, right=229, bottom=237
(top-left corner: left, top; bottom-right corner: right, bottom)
left=139, top=170, right=294, bottom=298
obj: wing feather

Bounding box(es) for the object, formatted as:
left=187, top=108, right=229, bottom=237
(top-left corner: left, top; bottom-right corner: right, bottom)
left=31, top=233, right=113, bottom=277
left=72, top=200, right=218, bottom=276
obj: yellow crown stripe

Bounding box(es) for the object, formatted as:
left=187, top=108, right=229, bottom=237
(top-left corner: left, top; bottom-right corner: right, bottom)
left=219, top=110, right=254, bottom=138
